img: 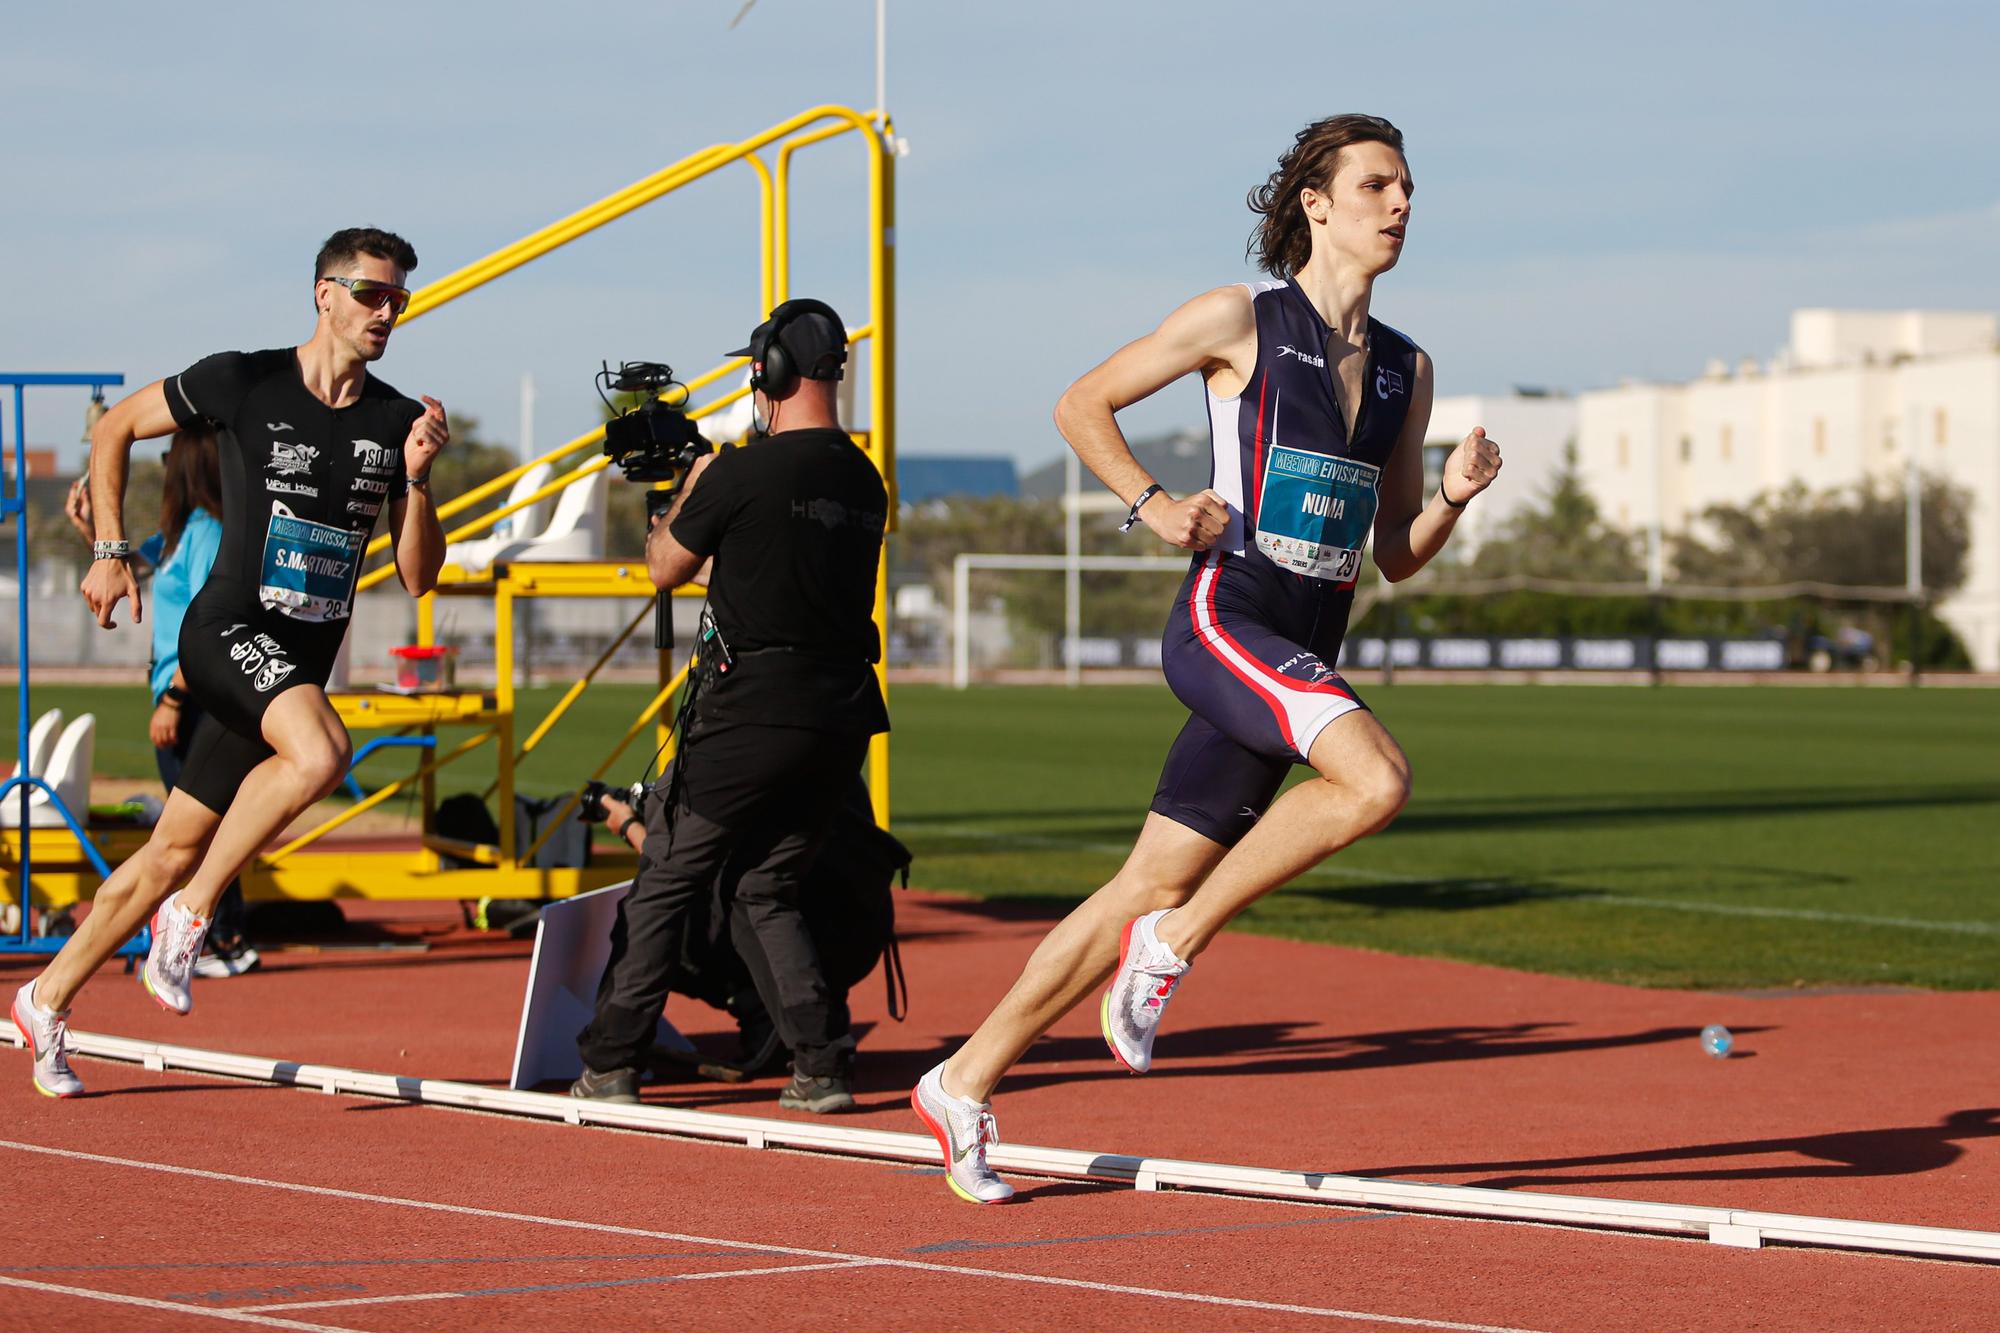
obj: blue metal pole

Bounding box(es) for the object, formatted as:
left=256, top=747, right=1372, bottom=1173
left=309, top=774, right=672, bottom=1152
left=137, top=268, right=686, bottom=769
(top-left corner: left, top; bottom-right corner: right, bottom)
left=11, top=384, right=29, bottom=934
left=0, top=373, right=129, bottom=955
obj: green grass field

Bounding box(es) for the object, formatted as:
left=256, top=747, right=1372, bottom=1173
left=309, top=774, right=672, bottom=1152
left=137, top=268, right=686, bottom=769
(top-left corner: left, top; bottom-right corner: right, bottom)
left=8, top=681, right=1997, bottom=991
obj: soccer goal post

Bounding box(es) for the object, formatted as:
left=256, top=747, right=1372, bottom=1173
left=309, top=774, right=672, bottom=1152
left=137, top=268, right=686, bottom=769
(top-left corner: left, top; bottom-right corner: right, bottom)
left=950, top=552, right=1188, bottom=688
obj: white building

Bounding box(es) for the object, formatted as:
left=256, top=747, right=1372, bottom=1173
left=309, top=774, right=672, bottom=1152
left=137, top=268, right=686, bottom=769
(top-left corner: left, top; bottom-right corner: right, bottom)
left=1424, top=391, right=1578, bottom=551
left=1577, top=310, right=2000, bottom=669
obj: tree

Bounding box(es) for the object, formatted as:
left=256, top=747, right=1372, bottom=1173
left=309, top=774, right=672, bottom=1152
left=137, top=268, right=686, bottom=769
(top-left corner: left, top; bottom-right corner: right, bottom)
left=1669, top=474, right=1973, bottom=668
left=1398, top=443, right=1653, bottom=636
left=1671, top=475, right=1970, bottom=594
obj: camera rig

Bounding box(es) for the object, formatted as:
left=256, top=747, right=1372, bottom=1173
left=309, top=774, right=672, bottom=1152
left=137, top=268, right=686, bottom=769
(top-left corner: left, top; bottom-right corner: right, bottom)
left=597, top=361, right=712, bottom=489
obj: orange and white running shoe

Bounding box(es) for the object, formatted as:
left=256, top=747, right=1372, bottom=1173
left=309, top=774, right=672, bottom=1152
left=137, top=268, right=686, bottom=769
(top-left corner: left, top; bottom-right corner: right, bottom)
left=12, top=979, right=83, bottom=1098
left=141, top=894, right=208, bottom=1017
left=1101, top=908, right=1191, bottom=1074
left=912, top=1063, right=1016, bottom=1204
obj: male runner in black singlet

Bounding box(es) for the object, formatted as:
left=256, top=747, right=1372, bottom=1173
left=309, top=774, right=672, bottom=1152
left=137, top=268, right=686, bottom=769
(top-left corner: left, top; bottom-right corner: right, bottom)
left=11, top=228, right=447, bottom=1098
left=912, top=116, right=1503, bottom=1202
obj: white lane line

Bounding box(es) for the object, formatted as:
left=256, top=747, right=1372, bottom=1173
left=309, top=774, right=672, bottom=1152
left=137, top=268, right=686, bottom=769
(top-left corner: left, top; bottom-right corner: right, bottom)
left=244, top=1260, right=883, bottom=1311
left=0, top=1139, right=1538, bottom=1332
left=0, top=1273, right=347, bottom=1330
left=915, top=824, right=2000, bottom=934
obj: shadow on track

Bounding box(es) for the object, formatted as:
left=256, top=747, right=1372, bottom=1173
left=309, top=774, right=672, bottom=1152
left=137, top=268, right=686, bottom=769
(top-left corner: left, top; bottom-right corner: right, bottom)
left=1345, top=1108, right=2000, bottom=1187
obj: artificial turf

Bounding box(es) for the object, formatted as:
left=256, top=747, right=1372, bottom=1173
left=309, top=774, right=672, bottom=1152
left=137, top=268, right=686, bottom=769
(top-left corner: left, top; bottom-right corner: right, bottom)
left=9, top=680, right=1996, bottom=990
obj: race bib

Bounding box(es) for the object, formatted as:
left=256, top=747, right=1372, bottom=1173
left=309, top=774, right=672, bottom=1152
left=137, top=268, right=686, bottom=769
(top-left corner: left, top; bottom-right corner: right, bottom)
left=1254, top=446, right=1379, bottom=585
left=259, top=502, right=363, bottom=621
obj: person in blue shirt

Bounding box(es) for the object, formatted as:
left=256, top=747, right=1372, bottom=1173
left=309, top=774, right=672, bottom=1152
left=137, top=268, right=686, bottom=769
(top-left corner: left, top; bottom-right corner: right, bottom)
left=67, top=428, right=258, bottom=974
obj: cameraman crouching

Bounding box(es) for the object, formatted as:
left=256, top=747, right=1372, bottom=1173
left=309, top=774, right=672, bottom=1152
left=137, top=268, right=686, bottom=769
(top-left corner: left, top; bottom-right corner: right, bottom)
left=575, top=299, right=888, bottom=1113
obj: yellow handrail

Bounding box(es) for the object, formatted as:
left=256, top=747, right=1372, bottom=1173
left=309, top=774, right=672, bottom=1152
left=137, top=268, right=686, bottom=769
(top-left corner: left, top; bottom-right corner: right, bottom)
left=516, top=667, right=689, bottom=866
left=400, top=106, right=880, bottom=324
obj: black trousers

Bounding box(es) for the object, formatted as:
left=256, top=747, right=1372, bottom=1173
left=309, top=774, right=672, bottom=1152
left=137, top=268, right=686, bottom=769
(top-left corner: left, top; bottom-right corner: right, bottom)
left=576, top=722, right=869, bottom=1078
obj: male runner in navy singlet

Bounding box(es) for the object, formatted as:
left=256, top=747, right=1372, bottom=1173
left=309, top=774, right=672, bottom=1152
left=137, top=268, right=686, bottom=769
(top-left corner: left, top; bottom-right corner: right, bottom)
left=11, top=228, right=448, bottom=1098
left=913, top=117, right=1502, bottom=1202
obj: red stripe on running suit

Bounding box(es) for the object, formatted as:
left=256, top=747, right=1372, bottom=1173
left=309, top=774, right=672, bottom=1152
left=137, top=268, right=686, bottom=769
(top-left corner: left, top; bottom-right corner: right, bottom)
left=1193, top=559, right=1359, bottom=718
left=1249, top=371, right=1268, bottom=527
left=1190, top=557, right=1296, bottom=749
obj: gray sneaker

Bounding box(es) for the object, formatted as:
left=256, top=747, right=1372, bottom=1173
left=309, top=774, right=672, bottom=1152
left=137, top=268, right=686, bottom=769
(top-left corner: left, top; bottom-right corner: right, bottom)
left=911, top=1062, right=1015, bottom=1204
left=12, top=980, right=83, bottom=1098
left=570, top=1066, right=640, bottom=1103
left=779, top=1069, right=856, bottom=1113
left=1100, top=908, right=1191, bottom=1074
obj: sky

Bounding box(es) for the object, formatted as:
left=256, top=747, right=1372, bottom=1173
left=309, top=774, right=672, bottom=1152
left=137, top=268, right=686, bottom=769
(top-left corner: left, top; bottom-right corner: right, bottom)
left=5, top=1, right=1997, bottom=475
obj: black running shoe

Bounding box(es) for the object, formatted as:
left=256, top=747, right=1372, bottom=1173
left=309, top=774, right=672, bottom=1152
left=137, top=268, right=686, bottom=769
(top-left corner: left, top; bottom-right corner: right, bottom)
left=778, top=1070, right=856, bottom=1114
left=570, top=1066, right=640, bottom=1103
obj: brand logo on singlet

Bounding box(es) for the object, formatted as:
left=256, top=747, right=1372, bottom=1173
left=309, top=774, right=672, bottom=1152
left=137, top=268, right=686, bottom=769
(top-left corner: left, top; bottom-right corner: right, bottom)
left=266, top=422, right=294, bottom=433
left=1375, top=367, right=1404, bottom=400
left=269, top=441, right=318, bottom=477
left=1275, top=344, right=1326, bottom=369
left=346, top=499, right=381, bottom=517
left=228, top=631, right=297, bottom=693
left=352, top=439, right=397, bottom=473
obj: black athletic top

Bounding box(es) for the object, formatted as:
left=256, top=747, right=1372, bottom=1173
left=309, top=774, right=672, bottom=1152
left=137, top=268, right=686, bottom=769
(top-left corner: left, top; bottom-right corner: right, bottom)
left=1195, top=280, right=1422, bottom=640
left=166, top=348, right=420, bottom=623
left=670, top=426, right=889, bottom=733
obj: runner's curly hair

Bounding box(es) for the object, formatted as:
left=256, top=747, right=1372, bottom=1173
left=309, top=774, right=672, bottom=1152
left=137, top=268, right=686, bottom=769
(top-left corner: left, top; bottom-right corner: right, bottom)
left=1247, top=115, right=1406, bottom=278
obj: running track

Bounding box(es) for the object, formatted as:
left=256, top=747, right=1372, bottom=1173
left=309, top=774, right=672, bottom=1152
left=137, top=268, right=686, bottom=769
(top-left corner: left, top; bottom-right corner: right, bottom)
left=3, top=890, right=1995, bottom=1328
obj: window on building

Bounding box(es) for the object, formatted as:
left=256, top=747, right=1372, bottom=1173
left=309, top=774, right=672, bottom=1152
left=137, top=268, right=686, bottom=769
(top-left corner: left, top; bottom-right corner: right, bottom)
left=1813, top=418, right=1827, bottom=456
left=1679, top=435, right=1692, bottom=463
left=1884, top=418, right=1896, bottom=453
left=1617, top=433, right=1629, bottom=468
left=1935, top=408, right=1949, bottom=447
left=1720, top=429, right=1733, bottom=462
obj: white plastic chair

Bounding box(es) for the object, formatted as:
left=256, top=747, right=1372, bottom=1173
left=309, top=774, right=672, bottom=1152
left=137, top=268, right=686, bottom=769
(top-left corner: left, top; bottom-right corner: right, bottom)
left=443, top=461, right=556, bottom=572
left=488, top=468, right=606, bottom=563
left=1, top=711, right=94, bottom=828
left=4, top=707, right=63, bottom=785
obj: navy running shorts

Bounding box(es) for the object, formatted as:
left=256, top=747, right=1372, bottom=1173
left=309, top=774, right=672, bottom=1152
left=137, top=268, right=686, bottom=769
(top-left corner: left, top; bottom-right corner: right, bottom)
left=1148, top=552, right=1367, bottom=847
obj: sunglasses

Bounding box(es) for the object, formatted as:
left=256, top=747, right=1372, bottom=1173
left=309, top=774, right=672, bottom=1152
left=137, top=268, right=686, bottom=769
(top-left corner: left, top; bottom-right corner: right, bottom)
left=322, top=275, right=412, bottom=316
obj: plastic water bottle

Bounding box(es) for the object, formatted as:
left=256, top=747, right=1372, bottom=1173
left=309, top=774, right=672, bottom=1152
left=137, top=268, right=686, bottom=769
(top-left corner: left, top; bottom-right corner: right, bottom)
left=1700, top=1024, right=1734, bottom=1059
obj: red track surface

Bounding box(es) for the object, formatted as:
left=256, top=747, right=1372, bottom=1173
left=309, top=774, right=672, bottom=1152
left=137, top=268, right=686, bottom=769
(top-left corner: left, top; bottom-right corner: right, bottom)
left=4, top=889, right=1996, bottom=1329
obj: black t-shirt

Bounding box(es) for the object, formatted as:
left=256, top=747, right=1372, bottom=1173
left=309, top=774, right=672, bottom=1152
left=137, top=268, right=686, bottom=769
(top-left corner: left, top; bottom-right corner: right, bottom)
left=670, top=427, right=889, bottom=733
left=166, top=348, right=420, bottom=623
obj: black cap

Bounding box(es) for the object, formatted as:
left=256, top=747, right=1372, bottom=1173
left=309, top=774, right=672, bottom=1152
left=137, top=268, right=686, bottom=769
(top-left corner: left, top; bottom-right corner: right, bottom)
left=728, top=300, right=848, bottom=382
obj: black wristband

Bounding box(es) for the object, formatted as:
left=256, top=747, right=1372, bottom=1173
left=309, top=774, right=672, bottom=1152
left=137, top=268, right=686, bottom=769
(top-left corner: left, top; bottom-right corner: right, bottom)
left=614, top=815, right=640, bottom=842
left=1120, top=483, right=1165, bottom=533
left=1439, top=482, right=1470, bottom=510
left=163, top=685, right=190, bottom=706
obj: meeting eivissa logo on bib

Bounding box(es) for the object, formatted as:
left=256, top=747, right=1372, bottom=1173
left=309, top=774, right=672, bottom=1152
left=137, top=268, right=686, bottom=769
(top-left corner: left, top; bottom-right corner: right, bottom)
left=1254, top=445, right=1380, bottom=586
left=258, top=502, right=364, bottom=621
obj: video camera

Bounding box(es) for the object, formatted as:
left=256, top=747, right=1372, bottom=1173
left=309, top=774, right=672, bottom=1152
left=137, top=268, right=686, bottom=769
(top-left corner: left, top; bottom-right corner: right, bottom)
left=597, top=361, right=712, bottom=497
left=579, top=778, right=649, bottom=826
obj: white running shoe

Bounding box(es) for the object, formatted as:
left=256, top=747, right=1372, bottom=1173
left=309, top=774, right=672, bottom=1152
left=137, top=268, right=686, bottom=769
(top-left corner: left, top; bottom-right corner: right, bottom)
left=911, top=1063, right=1016, bottom=1204
left=1100, top=908, right=1191, bottom=1074
left=192, top=945, right=262, bottom=980
left=12, top=980, right=83, bottom=1098
left=142, top=894, right=208, bottom=1016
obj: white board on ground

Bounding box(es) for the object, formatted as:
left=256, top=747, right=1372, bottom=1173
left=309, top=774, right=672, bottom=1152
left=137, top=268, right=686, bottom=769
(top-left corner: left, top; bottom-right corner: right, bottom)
left=509, top=880, right=691, bottom=1091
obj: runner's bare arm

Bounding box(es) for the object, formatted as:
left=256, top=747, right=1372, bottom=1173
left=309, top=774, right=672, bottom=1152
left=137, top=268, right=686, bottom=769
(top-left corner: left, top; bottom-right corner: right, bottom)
left=388, top=396, right=449, bottom=597
left=1371, top=356, right=1501, bottom=581
left=1053, top=287, right=1255, bottom=550
left=80, top=380, right=179, bottom=628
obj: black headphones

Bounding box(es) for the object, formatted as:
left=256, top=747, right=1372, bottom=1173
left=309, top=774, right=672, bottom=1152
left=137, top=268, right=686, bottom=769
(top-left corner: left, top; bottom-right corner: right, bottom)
left=748, top=298, right=846, bottom=399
